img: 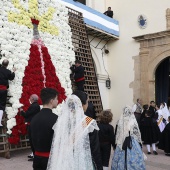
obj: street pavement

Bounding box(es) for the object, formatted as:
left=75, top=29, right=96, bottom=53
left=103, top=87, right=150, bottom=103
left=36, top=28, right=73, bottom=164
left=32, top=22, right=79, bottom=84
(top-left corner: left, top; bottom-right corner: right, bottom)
left=0, top=146, right=170, bottom=170
left=144, top=146, right=170, bottom=170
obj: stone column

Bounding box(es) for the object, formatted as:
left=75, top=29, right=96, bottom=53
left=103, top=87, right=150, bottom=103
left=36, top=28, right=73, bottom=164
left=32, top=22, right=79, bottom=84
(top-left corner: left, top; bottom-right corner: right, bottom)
left=148, top=79, right=155, bottom=103
left=131, top=55, right=141, bottom=102
left=166, top=8, right=170, bottom=30
left=139, top=50, right=150, bottom=104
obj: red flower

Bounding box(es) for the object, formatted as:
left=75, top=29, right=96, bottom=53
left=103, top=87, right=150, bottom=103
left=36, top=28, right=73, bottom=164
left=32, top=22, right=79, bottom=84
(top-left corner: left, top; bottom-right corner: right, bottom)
left=8, top=136, right=20, bottom=145
left=11, top=128, right=19, bottom=136
left=31, top=18, right=40, bottom=25
left=41, top=45, right=66, bottom=103
left=9, top=40, right=67, bottom=145
left=19, top=124, right=27, bottom=135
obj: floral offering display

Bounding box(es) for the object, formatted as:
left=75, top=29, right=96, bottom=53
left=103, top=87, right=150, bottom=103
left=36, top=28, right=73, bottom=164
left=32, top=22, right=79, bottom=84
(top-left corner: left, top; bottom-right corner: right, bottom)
left=0, top=0, right=75, bottom=144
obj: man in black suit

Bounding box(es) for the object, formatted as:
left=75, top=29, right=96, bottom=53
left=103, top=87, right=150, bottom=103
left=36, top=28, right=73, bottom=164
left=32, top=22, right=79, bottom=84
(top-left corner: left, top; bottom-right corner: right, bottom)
left=20, top=94, right=40, bottom=161
left=149, top=101, right=156, bottom=118
left=30, top=88, right=58, bottom=170
left=104, top=7, right=113, bottom=18
left=70, top=60, right=85, bottom=91
left=0, top=59, right=16, bottom=126
left=85, top=101, right=97, bottom=119
left=85, top=94, right=97, bottom=119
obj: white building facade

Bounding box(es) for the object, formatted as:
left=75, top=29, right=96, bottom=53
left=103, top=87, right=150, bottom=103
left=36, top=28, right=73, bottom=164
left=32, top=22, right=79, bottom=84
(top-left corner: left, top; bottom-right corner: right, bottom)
left=62, top=0, right=170, bottom=125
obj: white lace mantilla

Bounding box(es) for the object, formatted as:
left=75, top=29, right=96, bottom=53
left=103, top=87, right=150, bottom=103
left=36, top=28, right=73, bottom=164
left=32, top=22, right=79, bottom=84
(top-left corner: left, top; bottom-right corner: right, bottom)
left=47, top=95, right=98, bottom=170
left=116, top=106, right=142, bottom=150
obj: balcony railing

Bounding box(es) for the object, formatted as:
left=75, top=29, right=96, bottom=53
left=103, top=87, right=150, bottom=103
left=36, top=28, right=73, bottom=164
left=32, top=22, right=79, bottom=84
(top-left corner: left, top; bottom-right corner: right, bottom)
left=61, top=0, right=119, bottom=40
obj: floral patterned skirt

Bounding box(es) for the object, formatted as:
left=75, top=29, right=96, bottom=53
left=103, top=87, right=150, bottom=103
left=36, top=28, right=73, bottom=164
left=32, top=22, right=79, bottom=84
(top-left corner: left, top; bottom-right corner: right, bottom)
left=111, top=138, right=146, bottom=170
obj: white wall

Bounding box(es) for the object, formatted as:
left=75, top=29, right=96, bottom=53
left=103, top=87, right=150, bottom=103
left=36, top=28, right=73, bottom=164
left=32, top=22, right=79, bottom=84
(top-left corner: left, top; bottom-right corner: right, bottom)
left=86, top=0, right=107, bottom=12
left=86, top=0, right=170, bottom=125
left=107, top=0, right=170, bottom=125
left=88, top=36, right=110, bottom=110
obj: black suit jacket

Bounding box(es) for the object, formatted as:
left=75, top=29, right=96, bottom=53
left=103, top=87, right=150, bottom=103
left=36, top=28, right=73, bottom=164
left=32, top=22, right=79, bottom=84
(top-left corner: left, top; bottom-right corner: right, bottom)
left=98, top=123, right=115, bottom=147
left=104, top=10, right=113, bottom=18
left=70, top=65, right=85, bottom=81
left=21, top=102, right=40, bottom=123
left=0, top=66, right=15, bottom=88
left=85, top=101, right=96, bottom=119
left=149, top=106, right=156, bottom=118
left=31, top=108, right=58, bottom=152
left=89, top=130, right=103, bottom=170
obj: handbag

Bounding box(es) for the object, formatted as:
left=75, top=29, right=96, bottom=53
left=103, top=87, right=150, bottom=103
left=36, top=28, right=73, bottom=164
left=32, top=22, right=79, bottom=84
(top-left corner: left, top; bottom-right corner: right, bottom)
left=122, top=132, right=132, bottom=170
left=122, top=132, right=132, bottom=150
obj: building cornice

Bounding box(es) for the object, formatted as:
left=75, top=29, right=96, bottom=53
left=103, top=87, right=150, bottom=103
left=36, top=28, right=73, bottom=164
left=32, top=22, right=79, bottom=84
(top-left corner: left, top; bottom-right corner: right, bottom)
left=133, top=30, right=170, bottom=42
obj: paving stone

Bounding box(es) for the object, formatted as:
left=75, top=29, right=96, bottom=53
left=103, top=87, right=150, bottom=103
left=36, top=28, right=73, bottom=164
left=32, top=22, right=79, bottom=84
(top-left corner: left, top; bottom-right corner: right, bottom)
left=0, top=146, right=170, bottom=170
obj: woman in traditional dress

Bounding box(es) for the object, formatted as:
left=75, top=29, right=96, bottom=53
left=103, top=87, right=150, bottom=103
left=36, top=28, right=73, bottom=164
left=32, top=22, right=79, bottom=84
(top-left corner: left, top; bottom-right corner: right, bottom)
left=156, top=104, right=166, bottom=132
left=47, top=93, right=102, bottom=170
left=160, top=102, right=170, bottom=124
left=111, top=106, right=146, bottom=170
left=159, top=116, right=170, bottom=156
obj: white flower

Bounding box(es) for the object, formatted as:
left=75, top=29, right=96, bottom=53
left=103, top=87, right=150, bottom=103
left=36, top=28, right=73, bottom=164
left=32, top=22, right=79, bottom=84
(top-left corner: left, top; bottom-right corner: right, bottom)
left=7, top=118, right=16, bottom=130
left=1, top=0, right=75, bottom=133
left=7, top=129, right=12, bottom=135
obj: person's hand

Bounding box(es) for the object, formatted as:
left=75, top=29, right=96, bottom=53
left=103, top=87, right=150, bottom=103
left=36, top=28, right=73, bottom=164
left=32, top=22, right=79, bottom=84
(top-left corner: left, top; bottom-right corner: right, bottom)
left=19, top=108, right=23, bottom=112
left=12, top=67, right=16, bottom=72
left=139, top=143, right=142, bottom=149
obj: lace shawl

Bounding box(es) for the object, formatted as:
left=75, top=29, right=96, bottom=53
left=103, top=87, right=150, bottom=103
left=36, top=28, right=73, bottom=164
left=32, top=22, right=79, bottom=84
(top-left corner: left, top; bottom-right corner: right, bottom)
left=116, top=106, right=142, bottom=150
left=47, top=95, right=98, bottom=170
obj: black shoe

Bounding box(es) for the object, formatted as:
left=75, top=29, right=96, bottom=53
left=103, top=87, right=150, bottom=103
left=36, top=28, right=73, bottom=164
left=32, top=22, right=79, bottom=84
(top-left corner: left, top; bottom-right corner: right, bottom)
left=28, top=155, right=33, bottom=158
left=153, top=151, right=158, bottom=155
left=165, top=153, right=170, bottom=156
left=28, top=158, right=34, bottom=161
left=147, top=152, right=151, bottom=154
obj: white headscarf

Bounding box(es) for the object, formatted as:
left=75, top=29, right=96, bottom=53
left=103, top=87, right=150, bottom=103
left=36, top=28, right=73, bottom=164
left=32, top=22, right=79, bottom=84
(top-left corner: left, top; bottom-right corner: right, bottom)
left=47, top=95, right=98, bottom=170
left=116, top=106, right=142, bottom=150
left=160, top=103, right=170, bottom=121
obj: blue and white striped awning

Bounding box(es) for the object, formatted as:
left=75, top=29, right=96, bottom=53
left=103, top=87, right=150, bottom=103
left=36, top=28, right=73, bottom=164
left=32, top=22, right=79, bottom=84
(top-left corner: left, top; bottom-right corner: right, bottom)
left=60, top=0, right=119, bottom=38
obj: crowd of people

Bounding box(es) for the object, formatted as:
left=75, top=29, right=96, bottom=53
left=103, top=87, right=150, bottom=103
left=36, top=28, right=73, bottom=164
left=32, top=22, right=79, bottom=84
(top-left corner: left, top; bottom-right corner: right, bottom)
left=133, top=99, right=170, bottom=156
left=0, top=58, right=170, bottom=170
